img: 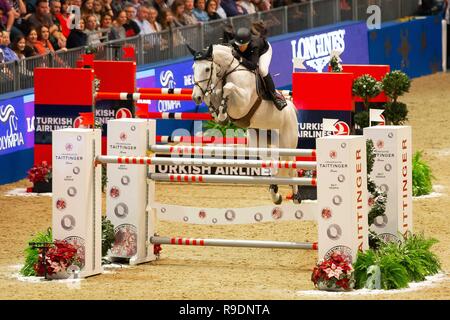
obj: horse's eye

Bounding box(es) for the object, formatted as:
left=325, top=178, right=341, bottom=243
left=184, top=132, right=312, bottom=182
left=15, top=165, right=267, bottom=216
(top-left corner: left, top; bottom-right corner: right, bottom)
left=205, top=68, right=210, bottom=73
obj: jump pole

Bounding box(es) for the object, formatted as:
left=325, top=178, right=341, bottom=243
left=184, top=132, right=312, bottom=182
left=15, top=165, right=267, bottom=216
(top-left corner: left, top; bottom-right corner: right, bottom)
left=104, top=119, right=368, bottom=265
left=95, top=92, right=193, bottom=101
left=150, top=236, right=318, bottom=250
left=97, top=155, right=317, bottom=170
left=149, top=144, right=316, bottom=157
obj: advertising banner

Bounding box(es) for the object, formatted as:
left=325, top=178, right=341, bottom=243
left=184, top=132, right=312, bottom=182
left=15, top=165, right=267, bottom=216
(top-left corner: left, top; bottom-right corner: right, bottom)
left=271, top=21, right=370, bottom=88
left=0, top=96, right=34, bottom=156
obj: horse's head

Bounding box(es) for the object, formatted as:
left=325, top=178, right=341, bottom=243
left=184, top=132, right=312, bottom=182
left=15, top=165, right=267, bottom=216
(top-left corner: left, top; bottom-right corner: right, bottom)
left=189, top=44, right=215, bottom=105
left=189, top=44, right=235, bottom=106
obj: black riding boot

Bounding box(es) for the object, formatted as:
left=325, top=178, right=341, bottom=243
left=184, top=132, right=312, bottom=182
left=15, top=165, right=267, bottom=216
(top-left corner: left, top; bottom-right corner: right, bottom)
left=263, top=74, right=287, bottom=110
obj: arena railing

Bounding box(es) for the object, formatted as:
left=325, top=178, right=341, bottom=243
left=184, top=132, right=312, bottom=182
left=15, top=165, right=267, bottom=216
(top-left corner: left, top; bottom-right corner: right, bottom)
left=0, top=0, right=422, bottom=95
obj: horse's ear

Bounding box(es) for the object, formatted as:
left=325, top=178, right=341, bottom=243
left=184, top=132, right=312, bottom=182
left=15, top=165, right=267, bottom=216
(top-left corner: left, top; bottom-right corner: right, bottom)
left=186, top=44, right=197, bottom=57
left=206, top=44, right=213, bottom=58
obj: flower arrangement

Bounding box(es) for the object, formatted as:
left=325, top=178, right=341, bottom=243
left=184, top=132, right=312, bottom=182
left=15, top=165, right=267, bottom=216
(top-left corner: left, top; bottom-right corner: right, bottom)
left=27, top=161, right=52, bottom=193
left=311, top=251, right=355, bottom=291
left=27, top=161, right=52, bottom=184
left=34, top=240, right=82, bottom=278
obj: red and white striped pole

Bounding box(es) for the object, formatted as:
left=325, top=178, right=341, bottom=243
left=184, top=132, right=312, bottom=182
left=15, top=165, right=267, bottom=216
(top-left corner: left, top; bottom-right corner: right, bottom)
left=97, top=155, right=317, bottom=170
left=156, top=135, right=247, bottom=144
left=148, top=173, right=317, bottom=186
left=149, top=144, right=316, bottom=158
left=144, top=112, right=212, bottom=120
left=150, top=236, right=318, bottom=250
left=95, top=92, right=193, bottom=101
left=137, top=88, right=193, bottom=94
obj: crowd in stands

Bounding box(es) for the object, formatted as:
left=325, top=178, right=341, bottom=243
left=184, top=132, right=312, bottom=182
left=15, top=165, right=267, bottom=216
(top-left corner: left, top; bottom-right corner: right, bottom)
left=0, top=0, right=443, bottom=64
left=0, top=0, right=316, bottom=63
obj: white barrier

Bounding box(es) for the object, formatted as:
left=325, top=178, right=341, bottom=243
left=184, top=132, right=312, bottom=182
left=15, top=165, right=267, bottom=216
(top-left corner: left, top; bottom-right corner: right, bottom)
left=52, top=128, right=103, bottom=278
left=364, top=126, right=413, bottom=241
left=52, top=119, right=413, bottom=278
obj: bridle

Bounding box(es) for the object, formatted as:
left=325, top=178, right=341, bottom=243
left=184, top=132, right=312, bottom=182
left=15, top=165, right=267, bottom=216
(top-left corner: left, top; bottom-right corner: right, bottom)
left=193, top=52, right=248, bottom=117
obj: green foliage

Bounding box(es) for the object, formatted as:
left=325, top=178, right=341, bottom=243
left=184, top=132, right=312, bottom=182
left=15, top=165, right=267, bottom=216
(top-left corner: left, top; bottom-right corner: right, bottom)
left=354, top=233, right=441, bottom=290
left=352, top=75, right=383, bottom=110
left=412, top=151, right=433, bottom=196
left=366, top=139, right=375, bottom=174
left=101, top=164, right=107, bottom=193
left=203, top=120, right=247, bottom=137
left=383, top=101, right=408, bottom=125
left=354, top=110, right=369, bottom=129
left=102, top=216, right=115, bottom=257
left=382, top=70, right=411, bottom=102
left=20, top=228, right=53, bottom=276
left=329, top=56, right=342, bottom=72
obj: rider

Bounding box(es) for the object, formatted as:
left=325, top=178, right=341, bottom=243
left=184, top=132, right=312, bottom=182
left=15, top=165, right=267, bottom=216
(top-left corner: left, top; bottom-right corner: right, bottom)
left=230, top=27, right=287, bottom=110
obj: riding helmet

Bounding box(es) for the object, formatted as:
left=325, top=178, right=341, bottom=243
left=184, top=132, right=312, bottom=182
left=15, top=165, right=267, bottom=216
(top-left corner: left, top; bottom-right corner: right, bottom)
left=234, top=27, right=252, bottom=46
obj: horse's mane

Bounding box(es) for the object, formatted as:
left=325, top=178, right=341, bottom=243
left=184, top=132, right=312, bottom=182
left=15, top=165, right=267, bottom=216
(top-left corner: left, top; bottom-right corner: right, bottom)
left=211, top=44, right=234, bottom=67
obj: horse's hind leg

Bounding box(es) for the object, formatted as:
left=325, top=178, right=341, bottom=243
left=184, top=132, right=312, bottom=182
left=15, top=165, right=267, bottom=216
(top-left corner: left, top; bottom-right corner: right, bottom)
left=279, top=104, right=302, bottom=204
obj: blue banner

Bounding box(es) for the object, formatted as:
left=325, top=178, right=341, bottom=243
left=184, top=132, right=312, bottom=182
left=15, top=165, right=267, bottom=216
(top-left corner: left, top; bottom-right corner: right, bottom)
left=0, top=96, right=34, bottom=156
left=369, top=15, right=442, bottom=78
left=271, top=21, right=370, bottom=87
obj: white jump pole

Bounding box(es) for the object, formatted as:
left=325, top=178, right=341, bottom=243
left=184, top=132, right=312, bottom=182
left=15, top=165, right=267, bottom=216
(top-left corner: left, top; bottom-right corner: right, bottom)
left=364, top=126, right=413, bottom=242
left=52, top=128, right=102, bottom=278
left=442, top=19, right=447, bottom=72
left=149, top=144, right=316, bottom=158
left=150, top=236, right=318, bottom=250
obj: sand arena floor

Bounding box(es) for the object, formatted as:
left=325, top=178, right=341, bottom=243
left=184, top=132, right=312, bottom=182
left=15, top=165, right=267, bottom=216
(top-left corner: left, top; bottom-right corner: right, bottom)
left=0, top=72, right=449, bottom=300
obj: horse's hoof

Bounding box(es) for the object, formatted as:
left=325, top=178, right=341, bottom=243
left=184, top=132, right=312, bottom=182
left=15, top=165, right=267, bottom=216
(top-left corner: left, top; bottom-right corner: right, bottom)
left=292, top=191, right=302, bottom=204
left=273, top=194, right=283, bottom=205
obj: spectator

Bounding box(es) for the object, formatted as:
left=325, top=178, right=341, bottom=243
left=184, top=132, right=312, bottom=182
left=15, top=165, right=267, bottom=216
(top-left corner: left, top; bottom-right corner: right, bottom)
left=66, top=17, right=87, bottom=48
left=159, top=6, right=175, bottom=30
left=27, top=0, right=54, bottom=29
left=81, top=0, right=95, bottom=18
left=154, top=0, right=169, bottom=22
left=0, top=0, right=16, bottom=38
left=0, top=29, right=19, bottom=61
left=110, top=0, right=123, bottom=16
left=253, top=0, right=271, bottom=11
left=33, top=24, right=56, bottom=54
left=9, top=0, right=27, bottom=37
left=214, top=0, right=226, bottom=18
left=25, top=26, right=38, bottom=52
left=147, top=6, right=162, bottom=32
left=183, top=0, right=198, bottom=24
left=236, top=0, right=256, bottom=14
left=129, top=0, right=141, bottom=10
left=54, top=0, right=71, bottom=38
left=134, top=4, right=152, bottom=34
left=193, top=0, right=208, bottom=21
left=205, top=0, right=221, bottom=20
left=11, top=34, right=34, bottom=58
left=171, top=0, right=186, bottom=26
left=111, top=9, right=127, bottom=39
left=26, top=0, right=67, bottom=49
left=49, top=0, right=67, bottom=50
left=220, top=0, right=241, bottom=17
left=100, top=13, right=119, bottom=40
left=123, top=3, right=140, bottom=36
left=93, top=0, right=106, bottom=23
left=84, top=14, right=101, bottom=45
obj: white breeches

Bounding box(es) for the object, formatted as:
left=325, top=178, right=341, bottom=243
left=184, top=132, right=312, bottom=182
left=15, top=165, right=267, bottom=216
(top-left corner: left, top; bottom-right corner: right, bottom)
left=258, top=43, right=272, bottom=77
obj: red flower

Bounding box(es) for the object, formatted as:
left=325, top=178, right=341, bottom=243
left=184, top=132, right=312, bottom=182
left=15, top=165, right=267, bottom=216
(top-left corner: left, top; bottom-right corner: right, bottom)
left=34, top=240, right=81, bottom=277
left=27, top=161, right=52, bottom=184
left=311, top=252, right=354, bottom=290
